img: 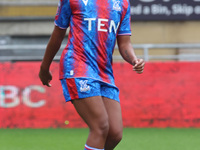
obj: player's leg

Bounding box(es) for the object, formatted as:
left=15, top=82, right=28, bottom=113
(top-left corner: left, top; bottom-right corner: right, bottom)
left=72, top=96, right=109, bottom=150
left=102, top=97, right=123, bottom=150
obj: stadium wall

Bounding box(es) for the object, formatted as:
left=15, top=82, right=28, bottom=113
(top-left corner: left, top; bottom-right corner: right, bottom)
left=1, top=61, right=200, bottom=128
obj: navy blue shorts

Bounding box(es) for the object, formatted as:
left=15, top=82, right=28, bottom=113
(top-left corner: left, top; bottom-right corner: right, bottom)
left=60, top=77, right=120, bottom=102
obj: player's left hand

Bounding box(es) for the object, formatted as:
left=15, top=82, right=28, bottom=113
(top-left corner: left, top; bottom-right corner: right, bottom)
left=133, top=58, right=145, bottom=74
left=39, top=67, right=52, bottom=87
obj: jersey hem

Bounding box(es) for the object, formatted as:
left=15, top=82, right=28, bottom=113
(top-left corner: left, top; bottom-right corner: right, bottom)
left=118, top=31, right=132, bottom=35
left=54, top=22, right=68, bottom=29
left=59, top=76, right=117, bottom=88
left=118, top=33, right=132, bottom=36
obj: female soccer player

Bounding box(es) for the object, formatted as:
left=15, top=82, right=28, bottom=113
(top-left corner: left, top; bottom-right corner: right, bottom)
left=39, top=0, right=145, bottom=150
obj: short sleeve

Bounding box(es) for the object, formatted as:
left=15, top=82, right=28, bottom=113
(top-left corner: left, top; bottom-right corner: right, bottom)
left=54, top=0, right=72, bottom=29
left=118, top=1, right=131, bottom=36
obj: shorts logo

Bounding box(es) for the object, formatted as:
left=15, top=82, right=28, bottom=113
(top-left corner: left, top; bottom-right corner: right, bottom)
left=70, top=70, right=74, bottom=76
left=113, top=0, right=121, bottom=11
left=79, top=80, right=90, bottom=92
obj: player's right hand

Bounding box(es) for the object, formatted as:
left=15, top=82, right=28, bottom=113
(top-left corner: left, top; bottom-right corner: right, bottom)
left=39, top=67, right=52, bottom=87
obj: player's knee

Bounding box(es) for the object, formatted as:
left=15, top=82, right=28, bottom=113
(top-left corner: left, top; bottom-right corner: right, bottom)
left=114, top=131, right=122, bottom=144
left=98, top=119, right=109, bottom=137
left=109, top=129, right=123, bottom=144
left=93, top=117, right=109, bottom=137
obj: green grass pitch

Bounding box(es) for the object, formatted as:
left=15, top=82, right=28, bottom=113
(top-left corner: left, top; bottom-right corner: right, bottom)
left=0, top=128, right=200, bottom=150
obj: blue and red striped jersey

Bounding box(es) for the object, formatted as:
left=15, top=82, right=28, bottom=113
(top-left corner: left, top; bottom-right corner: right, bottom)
left=55, top=0, right=131, bottom=85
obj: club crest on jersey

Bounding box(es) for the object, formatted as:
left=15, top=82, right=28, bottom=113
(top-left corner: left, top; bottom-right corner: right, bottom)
left=82, top=0, right=88, bottom=6
left=79, top=80, right=90, bottom=92
left=113, top=0, right=121, bottom=11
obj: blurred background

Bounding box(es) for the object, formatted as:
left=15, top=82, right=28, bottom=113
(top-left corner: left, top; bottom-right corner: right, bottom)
left=0, top=0, right=200, bottom=150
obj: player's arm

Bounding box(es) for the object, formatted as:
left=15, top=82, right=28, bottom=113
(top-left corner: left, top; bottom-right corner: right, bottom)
left=39, top=26, right=67, bottom=86
left=117, top=35, right=145, bottom=74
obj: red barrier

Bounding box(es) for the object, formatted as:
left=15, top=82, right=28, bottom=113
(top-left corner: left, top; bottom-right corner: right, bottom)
left=0, top=62, right=200, bottom=128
